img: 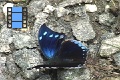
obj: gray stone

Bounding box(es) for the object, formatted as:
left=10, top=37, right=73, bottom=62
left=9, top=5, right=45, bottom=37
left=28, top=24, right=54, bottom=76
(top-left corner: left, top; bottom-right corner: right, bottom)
left=85, top=4, right=97, bottom=12
left=21, top=69, right=39, bottom=79
left=0, top=25, right=12, bottom=52
left=12, top=48, right=42, bottom=70
left=89, top=45, right=100, bottom=57
left=0, top=54, right=24, bottom=80
left=28, top=0, right=50, bottom=15
left=36, top=72, right=51, bottom=80
left=100, top=35, right=120, bottom=57
left=101, top=77, right=120, bottom=80
left=6, top=54, right=20, bottom=77
left=71, top=11, right=95, bottom=41
left=73, top=5, right=87, bottom=16
left=21, top=69, right=51, bottom=80
left=113, top=52, right=120, bottom=66
left=15, top=74, right=25, bottom=80
left=58, top=5, right=86, bottom=17
left=100, top=32, right=115, bottom=40
left=0, top=54, right=7, bottom=80
left=0, top=74, right=7, bottom=80
left=59, top=0, right=93, bottom=7
left=55, top=7, right=71, bottom=17
left=12, top=31, right=37, bottom=49
left=0, top=24, right=37, bottom=52
left=58, top=69, right=90, bottom=80
left=99, top=13, right=115, bottom=26
left=12, top=48, right=45, bottom=79
left=43, top=5, right=55, bottom=14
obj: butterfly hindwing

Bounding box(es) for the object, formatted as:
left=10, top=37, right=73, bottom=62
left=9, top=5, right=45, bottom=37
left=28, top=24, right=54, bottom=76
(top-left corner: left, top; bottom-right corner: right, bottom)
left=38, top=24, right=66, bottom=59
left=57, top=40, right=89, bottom=65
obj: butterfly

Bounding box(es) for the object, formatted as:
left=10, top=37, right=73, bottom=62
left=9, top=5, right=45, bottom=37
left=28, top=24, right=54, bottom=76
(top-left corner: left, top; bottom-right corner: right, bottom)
left=27, top=24, right=89, bottom=70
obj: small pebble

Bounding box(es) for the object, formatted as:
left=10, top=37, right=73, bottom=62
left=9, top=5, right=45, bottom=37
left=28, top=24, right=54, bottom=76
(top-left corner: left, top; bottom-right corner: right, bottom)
left=85, top=4, right=97, bottom=12
left=56, top=7, right=70, bottom=17
left=43, top=5, right=55, bottom=13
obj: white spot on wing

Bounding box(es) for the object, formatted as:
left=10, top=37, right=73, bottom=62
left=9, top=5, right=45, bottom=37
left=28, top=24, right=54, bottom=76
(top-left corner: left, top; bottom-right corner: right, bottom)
left=43, top=31, right=47, bottom=35
left=59, top=35, right=64, bottom=39
left=49, top=34, right=53, bottom=37
left=39, top=36, right=42, bottom=40
left=81, top=46, right=87, bottom=50
left=83, top=49, right=86, bottom=52
left=55, top=35, right=59, bottom=38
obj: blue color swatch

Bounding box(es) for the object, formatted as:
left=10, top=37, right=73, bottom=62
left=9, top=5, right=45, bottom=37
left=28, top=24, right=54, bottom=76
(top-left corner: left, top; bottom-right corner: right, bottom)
left=12, top=7, right=22, bottom=12
left=12, top=13, right=22, bottom=21
left=12, top=22, right=22, bottom=28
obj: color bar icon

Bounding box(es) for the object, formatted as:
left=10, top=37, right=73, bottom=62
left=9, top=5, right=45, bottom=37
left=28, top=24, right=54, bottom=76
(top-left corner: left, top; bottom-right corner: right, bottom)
left=7, top=7, right=27, bottom=28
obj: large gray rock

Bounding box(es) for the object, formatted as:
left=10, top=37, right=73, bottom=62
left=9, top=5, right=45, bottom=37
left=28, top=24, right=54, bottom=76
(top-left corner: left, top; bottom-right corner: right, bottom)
left=113, top=52, right=120, bottom=66
left=101, top=77, right=120, bottom=80
left=27, top=0, right=50, bottom=15
left=12, top=48, right=42, bottom=70
left=58, top=69, right=90, bottom=80
left=6, top=54, right=20, bottom=77
left=12, top=31, right=37, bottom=49
left=99, top=13, right=115, bottom=26
left=0, top=25, right=12, bottom=52
left=59, top=0, right=93, bottom=7
left=71, top=11, right=95, bottom=41
left=100, top=35, right=120, bottom=57
left=0, top=25, right=37, bottom=52
left=12, top=48, right=43, bottom=79
left=0, top=54, right=7, bottom=80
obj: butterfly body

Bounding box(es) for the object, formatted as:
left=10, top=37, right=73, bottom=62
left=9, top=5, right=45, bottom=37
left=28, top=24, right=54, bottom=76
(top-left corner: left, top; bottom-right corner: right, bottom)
left=28, top=24, right=88, bottom=70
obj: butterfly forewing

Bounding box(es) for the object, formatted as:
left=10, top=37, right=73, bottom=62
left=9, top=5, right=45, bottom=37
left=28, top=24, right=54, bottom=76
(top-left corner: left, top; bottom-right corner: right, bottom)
left=38, top=24, right=66, bottom=59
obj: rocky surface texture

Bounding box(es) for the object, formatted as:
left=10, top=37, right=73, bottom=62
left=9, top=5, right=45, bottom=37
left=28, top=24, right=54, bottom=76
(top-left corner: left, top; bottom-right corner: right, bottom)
left=0, top=0, right=120, bottom=80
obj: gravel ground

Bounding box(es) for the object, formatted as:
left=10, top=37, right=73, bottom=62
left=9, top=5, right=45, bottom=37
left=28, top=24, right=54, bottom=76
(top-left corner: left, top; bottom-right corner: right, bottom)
left=0, top=0, right=120, bottom=80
